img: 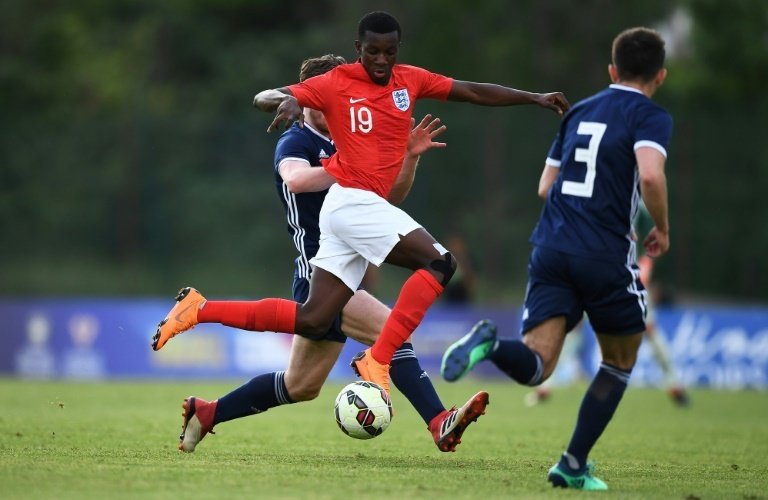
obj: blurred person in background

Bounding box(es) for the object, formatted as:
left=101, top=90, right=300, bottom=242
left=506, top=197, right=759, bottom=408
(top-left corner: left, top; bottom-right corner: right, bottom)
left=635, top=201, right=689, bottom=405
left=441, top=27, right=672, bottom=490
left=441, top=233, right=478, bottom=305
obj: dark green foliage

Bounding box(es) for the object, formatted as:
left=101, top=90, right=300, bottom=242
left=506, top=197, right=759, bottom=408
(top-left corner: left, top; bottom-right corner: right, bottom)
left=1, top=0, right=766, bottom=301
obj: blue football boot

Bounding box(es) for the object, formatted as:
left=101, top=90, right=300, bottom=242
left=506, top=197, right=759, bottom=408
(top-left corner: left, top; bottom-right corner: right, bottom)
left=441, top=319, right=497, bottom=382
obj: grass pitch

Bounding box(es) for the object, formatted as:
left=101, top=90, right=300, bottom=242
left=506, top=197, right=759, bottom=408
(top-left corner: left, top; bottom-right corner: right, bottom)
left=1, top=379, right=766, bottom=499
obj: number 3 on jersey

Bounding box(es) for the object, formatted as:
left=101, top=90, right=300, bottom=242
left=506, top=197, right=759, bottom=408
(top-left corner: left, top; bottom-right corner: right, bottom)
left=561, top=121, right=606, bottom=198
left=350, top=105, right=372, bottom=133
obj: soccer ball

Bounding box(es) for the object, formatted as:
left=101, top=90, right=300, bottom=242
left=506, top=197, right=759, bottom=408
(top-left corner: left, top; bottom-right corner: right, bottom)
left=334, top=381, right=392, bottom=439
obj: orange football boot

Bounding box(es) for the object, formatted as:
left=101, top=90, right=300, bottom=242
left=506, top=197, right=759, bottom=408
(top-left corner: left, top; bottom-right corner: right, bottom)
left=151, top=287, right=206, bottom=351
left=351, top=348, right=391, bottom=395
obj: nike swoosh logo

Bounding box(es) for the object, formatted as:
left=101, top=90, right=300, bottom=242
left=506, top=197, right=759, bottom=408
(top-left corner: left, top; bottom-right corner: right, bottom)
left=174, top=303, right=195, bottom=323
left=349, top=97, right=367, bottom=103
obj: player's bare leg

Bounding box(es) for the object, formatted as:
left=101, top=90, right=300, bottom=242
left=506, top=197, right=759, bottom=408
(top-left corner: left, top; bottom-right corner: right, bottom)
left=294, top=268, right=355, bottom=337
left=597, top=332, right=643, bottom=370
left=521, top=317, right=568, bottom=382
left=354, top=228, right=455, bottom=393
left=291, top=269, right=396, bottom=393
left=270, top=288, right=395, bottom=403
left=340, top=289, right=388, bottom=345
left=284, top=336, right=344, bottom=402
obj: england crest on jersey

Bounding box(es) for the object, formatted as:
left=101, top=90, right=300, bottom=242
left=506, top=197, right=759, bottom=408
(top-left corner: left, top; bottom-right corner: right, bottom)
left=392, top=89, right=410, bottom=111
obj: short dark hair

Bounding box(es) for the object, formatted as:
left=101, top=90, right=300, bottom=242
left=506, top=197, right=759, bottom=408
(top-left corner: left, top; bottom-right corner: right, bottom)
left=612, top=27, right=666, bottom=82
left=357, top=11, right=401, bottom=41
left=299, top=54, right=346, bottom=82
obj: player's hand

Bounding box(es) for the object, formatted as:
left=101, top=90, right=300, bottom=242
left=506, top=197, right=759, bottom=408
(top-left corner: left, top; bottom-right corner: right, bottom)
left=406, top=114, right=447, bottom=157
left=535, top=92, right=570, bottom=116
left=643, top=227, right=669, bottom=258
left=267, top=95, right=303, bottom=133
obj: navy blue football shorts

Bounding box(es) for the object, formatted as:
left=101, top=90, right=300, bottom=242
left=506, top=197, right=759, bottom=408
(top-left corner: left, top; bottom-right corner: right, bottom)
left=521, top=246, right=648, bottom=336
left=292, top=271, right=347, bottom=343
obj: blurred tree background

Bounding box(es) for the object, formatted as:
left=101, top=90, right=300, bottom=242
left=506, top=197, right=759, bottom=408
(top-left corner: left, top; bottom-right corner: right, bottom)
left=1, top=0, right=766, bottom=303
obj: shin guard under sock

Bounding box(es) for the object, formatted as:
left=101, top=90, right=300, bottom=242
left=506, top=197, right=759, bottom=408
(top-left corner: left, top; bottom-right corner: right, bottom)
left=214, top=371, right=294, bottom=425
left=371, top=270, right=443, bottom=364
left=563, top=362, right=631, bottom=470
left=390, top=343, right=444, bottom=424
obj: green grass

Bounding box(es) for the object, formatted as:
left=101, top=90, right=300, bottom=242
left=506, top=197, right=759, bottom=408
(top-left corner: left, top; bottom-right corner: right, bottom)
left=1, top=379, right=766, bottom=499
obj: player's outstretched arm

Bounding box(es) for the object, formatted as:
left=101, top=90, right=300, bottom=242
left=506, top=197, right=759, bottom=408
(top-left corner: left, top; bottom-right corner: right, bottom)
left=279, top=160, right=336, bottom=194
left=448, top=80, right=570, bottom=115
left=253, top=87, right=304, bottom=132
left=637, top=147, right=670, bottom=257
left=388, top=114, right=447, bottom=205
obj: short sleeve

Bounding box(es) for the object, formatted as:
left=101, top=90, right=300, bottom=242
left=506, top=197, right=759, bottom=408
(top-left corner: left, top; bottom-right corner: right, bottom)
left=409, top=66, right=453, bottom=100
left=634, top=105, right=673, bottom=158
left=287, top=70, right=335, bottom=110
left=274, top=129, right=311, bottom=173
left=545, top=131, right=563, bottom=167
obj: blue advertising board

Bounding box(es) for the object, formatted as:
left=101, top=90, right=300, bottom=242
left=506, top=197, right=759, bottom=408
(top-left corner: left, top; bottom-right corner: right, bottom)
left=0, top=299, right=766, bottom=388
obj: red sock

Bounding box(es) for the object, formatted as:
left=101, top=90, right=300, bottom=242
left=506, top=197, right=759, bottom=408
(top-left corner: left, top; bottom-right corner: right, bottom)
left=371, top=269, right=443, bottom=364
left=198, top=299, right=296, bottom=333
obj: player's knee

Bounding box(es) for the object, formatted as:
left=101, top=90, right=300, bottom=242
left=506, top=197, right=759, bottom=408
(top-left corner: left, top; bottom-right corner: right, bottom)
left=295, top=320, right=332, bottom=338
left=428, top=252, right=457, bottom=287
left=287, top=382, right=322, bottom=402
left=284, top=375, right=322, bottom=402
left=295, top=307, right=333, bottom=337
left=541, top=356, right=559, bottom=381
left=522, top=335, right=560, bottom=381
left=602, top=350, right=638, bottom=371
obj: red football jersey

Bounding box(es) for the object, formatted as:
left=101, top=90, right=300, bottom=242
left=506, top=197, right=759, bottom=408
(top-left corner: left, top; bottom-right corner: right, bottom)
left=288, top=62, right=453, bottom=198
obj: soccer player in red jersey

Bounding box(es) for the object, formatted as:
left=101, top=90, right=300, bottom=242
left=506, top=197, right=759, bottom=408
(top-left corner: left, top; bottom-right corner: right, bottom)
left=153, top=12, right=568, bottom=401
left=154, top=54, right=492, bottom=455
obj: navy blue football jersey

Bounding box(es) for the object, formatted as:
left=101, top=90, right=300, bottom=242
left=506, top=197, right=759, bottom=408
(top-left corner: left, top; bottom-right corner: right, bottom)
left=273, top=122, right=336, bottom=279
left=530, top=84, right=672, bottom=264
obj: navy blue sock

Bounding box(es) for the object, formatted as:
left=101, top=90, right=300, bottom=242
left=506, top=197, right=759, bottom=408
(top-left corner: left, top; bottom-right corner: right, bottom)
left=489, top=339, right=544, bottom=386
left=214, top=371, right=294, bottom=425
left=561, top=362, right=631, bottom=472
left=390, top=342, right=444, bottom=425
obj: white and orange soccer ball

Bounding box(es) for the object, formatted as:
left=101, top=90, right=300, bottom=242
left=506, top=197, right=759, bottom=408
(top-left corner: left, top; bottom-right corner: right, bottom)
left=334, top=381, right=392, bottom=439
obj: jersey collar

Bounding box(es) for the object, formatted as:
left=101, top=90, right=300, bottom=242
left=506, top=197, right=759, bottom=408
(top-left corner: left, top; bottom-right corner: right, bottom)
left=609, top=83, right=643, bottom=94
left=303, top=122, right=333, bottom=143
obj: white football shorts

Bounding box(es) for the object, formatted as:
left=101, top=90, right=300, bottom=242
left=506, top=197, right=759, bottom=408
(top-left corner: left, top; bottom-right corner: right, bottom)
left=309, top=184, right=422, bottom=291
